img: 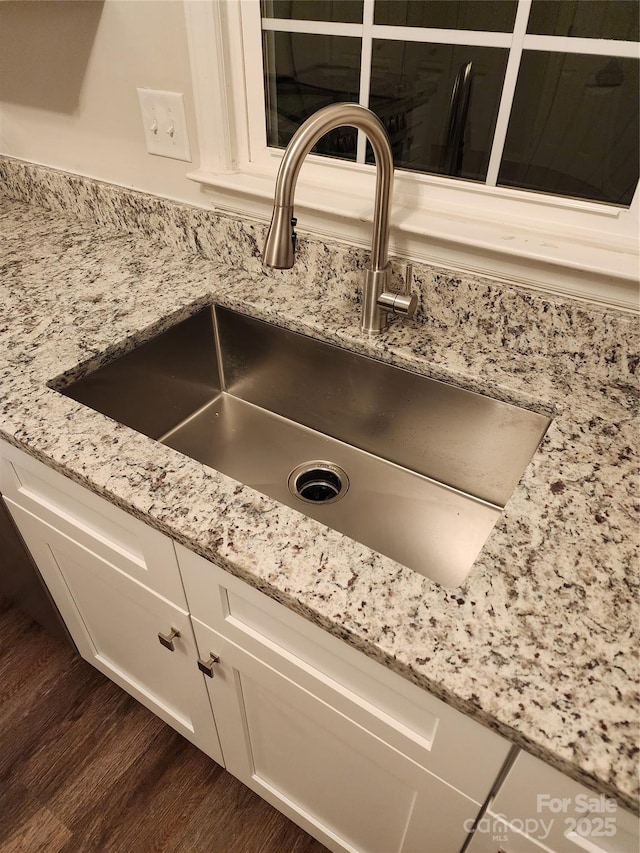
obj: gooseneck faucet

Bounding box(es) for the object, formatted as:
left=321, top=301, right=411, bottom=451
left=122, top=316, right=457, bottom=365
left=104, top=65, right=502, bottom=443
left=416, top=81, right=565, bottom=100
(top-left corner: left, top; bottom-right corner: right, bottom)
left=262, top=103, right=417, bottom=335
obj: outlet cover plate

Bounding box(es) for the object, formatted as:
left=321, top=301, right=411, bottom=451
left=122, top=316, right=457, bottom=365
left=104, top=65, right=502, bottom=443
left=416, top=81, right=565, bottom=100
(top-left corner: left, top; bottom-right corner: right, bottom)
left=137, top=88, right=191, bottom=162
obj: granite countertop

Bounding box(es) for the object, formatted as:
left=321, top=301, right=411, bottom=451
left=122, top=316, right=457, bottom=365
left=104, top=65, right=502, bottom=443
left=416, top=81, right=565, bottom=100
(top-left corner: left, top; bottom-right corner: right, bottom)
left=1, top=162, right=638, bottom=813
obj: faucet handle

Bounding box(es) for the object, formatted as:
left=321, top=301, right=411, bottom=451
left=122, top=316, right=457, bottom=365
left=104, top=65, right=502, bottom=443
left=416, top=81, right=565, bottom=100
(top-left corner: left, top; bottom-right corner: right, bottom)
left=404, top=262, right=413, bottom=291
left=376, top=262, right=418, bottom=319
left=377, top=289, right=418, bottom=318
left=400, top=263, right=418, bottom=316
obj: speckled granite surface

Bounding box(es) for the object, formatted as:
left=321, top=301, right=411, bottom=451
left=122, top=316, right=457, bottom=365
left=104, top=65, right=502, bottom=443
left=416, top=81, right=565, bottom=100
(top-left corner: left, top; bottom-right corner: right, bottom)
left=1, top=158, right=638, bottom=813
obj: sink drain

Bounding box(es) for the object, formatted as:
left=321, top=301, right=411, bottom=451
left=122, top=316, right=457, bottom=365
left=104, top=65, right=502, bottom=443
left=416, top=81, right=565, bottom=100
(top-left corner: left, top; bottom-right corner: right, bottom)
left=288, top=461, right=349, bottom=505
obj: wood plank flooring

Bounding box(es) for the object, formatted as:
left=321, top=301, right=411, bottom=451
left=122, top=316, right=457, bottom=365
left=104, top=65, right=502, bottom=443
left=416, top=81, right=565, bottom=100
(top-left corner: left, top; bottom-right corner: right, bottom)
left=0, top=597, right=328, bottom=853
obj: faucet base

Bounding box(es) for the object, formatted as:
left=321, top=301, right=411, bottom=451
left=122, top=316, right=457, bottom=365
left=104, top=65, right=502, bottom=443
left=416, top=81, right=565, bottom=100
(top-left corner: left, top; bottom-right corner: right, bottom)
left=361, top=266, right=392, bottom=335
left=361, top=264, right=418, bottom=334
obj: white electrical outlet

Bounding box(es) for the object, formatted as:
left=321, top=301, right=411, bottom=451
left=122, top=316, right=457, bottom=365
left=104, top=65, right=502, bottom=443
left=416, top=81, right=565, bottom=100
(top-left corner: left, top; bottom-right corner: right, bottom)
left=136, top=88, right=191, bottom=162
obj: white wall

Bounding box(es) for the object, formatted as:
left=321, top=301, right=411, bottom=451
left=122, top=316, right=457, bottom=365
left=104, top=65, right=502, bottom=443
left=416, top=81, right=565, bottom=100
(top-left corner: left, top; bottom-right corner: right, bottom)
left=0, top=0, right=205, bottom=205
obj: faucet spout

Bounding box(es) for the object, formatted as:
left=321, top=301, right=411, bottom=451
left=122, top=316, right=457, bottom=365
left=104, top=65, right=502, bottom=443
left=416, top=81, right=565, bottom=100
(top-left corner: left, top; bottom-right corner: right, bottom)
left=262, top=103, right=416, bottom=334
left=262, top=203, right=296, bottom=269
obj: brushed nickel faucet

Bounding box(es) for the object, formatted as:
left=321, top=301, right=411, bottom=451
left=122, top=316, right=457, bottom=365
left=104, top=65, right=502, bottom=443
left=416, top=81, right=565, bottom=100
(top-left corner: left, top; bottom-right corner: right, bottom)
left=262, top=103, right=417, bottom=335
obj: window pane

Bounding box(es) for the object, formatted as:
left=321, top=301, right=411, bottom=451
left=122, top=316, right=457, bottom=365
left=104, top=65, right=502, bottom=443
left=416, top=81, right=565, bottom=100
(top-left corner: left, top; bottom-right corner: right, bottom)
left=261, top=1, right=363, bottom=24
left=374, top=1, right=518, bottom=32
left=263, top=31, right=361, bottom=159
left=527, top=0, right=639, bottom=41
left=499, top=52, right=639, bottom=206
left=368, top=41, right=508, bottom=180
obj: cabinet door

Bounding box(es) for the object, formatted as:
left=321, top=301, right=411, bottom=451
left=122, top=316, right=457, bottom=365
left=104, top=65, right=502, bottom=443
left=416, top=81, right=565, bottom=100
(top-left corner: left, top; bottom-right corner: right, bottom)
left=191, top=617, right=481, bottom=853
left=6, top=499, right=223, bottom=766
left=466, top=752, right=639, bottom=853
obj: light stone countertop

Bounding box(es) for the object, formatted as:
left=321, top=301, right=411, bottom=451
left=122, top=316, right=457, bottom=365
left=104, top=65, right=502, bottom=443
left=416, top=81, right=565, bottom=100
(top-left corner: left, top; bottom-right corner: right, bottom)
left=0, top=159, right=638, bottom=813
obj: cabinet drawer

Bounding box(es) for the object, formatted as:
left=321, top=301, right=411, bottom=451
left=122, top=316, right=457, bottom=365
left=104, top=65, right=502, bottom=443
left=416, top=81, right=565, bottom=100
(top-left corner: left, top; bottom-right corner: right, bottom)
left=0, top=442, right=186, bottom=606
left=177, top=543, right=511, bottom=803
left=467, top=752, right=639, bottom=853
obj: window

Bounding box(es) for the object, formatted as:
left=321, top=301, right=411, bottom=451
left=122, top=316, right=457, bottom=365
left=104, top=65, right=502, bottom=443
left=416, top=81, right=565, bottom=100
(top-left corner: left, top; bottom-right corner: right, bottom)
left=262, top=0, right=638, bottom=206
left=184, top=0, right=639, bottom=308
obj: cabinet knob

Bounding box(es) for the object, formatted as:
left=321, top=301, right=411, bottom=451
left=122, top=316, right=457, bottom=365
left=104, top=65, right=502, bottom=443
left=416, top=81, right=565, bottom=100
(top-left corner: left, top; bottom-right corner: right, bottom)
left=197, top=653, right=220, bottom=678
left=158, top=626, right=181, bottom=651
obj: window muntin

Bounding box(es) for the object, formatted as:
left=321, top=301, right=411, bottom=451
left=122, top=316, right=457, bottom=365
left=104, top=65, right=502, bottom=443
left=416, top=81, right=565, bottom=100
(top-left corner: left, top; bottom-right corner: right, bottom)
left=260, top=0, right=639, bottom=207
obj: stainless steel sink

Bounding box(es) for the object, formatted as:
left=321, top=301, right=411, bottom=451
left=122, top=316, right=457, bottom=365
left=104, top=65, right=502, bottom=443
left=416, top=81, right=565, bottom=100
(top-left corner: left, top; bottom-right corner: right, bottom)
left=59, top=306, right=550, bottom=587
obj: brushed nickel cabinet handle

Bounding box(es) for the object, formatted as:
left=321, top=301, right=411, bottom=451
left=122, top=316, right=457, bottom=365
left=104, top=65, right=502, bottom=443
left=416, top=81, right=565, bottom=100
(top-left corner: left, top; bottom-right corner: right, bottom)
left=158, top=627, right=181, bottom=651
left=197, top=653, right=220, bottom=678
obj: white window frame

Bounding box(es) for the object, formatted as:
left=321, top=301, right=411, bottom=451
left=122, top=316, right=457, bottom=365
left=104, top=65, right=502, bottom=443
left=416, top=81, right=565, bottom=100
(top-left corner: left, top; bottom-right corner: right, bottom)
left=184, top=0, right=639, bottom=309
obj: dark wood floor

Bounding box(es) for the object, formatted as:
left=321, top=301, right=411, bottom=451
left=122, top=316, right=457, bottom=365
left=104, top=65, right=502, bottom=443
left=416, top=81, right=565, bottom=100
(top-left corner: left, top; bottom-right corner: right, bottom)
left=0, top=597, right=328, bottom=853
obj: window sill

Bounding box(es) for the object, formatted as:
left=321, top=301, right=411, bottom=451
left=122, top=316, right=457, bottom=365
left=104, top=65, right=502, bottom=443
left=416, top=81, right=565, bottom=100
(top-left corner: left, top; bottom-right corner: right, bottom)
left=188, top=166, right=639, bottom=311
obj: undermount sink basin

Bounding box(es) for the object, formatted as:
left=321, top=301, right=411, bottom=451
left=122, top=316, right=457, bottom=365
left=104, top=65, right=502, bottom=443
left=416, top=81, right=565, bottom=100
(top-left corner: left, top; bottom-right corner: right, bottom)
left=59, top=305, right=550, bottom=587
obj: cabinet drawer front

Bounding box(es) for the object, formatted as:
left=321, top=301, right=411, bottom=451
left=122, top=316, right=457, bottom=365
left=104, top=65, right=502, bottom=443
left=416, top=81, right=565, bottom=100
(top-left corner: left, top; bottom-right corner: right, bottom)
left=193, top=620, right=480, bottom=853
left=0, top=442, right=185, bottom=606
left=177, top=544, right=511, bottom=803
left=6, top=499, right=223, bottom=766
left=473, top=752, right=639, bottom=853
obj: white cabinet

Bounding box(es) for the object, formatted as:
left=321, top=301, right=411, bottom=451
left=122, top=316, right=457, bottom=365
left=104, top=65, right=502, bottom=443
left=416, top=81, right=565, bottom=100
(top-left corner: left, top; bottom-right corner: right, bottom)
left=4, top=441, right=633, bottom=853
left=0, top=444, right=223, bottom=765
left=191, top=616, right=479, bottom=853
left=465, top=752, right=639, bottom=853
left=178, top=544, right=512, bottom=853
left=1, top=441, right=510, bottom=851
